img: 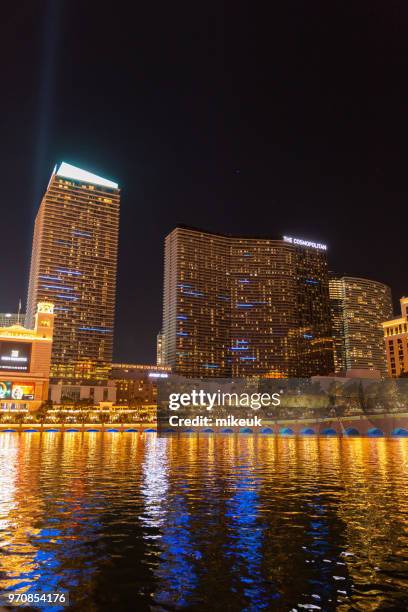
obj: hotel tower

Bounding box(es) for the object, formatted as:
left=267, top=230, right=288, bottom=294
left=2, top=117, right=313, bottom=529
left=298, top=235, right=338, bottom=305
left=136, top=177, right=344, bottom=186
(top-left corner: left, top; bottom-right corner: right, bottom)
left=162, top=226, right=334, bottom=378
left=329, top=274, right=392, bottom=375
left=26, top=162, right=120, bottom=384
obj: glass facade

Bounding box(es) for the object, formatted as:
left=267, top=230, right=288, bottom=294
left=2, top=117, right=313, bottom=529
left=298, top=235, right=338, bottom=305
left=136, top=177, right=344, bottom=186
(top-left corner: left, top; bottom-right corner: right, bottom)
left=163, top=226, right=334, bottom=378
left=26, top=163, right=120, bottom=384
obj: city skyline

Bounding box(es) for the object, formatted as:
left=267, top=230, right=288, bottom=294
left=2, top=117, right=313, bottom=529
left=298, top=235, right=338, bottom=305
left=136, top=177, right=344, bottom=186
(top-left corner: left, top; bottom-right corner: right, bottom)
left=2, top=6, right=408, bottom=611
left=2, top=2, right=407, bottom=363
left=1, top=155, right=406, bottom=369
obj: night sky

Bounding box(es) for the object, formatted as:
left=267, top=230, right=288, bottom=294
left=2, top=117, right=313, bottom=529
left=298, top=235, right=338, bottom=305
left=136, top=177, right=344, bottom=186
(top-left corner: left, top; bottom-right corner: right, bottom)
left=2, top=1, right=408, bottom=363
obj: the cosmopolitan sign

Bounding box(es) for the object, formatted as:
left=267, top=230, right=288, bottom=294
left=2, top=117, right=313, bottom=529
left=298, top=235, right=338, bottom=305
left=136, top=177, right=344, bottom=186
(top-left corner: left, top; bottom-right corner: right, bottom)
left=283, top=235, right=327, bottom=251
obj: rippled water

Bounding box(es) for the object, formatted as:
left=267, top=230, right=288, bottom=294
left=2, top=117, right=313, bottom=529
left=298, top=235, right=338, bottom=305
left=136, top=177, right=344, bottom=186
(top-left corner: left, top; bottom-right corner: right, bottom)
left=0, top=433, right=408, bottom=611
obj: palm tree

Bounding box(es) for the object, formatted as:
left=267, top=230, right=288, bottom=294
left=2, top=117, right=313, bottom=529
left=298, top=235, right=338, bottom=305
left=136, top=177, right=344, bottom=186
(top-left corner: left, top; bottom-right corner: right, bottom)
left=14, top=411, right=26, bottom=429
left=98, top=411, right=110, bottom=424
left=56, top=410, right=67, bottom=425
left=34, top=400, right=52, bottom=425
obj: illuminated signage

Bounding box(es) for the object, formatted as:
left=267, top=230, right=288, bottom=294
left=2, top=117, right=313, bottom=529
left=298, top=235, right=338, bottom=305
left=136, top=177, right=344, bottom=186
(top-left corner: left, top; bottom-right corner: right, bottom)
left=0, top=381, right=11, bottom=399
left=0, top=381, right=35, bottom=400
left=11, top=383, right=35, bottom=400
left=148, top=372, right=169, bottom=378
left=283, top=236, right=327, bottom=251
left=0, top=342, right=31, bottom=372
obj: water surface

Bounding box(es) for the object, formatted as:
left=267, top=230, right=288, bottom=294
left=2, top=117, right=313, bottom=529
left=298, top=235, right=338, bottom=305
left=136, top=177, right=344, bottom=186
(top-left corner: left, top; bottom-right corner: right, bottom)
left=0, top=433, right=408, bottom=610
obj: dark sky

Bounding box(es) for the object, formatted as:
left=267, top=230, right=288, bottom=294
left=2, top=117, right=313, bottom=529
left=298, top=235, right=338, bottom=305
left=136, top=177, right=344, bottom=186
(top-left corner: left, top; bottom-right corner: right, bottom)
left=2, top=1, right=408, bottom=363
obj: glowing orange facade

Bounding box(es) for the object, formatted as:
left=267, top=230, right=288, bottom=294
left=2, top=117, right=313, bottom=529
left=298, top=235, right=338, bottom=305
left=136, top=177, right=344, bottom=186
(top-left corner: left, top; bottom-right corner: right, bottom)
left=0, top=303, right=54, bottom=410
left=383, top=297, right=408, bottom=377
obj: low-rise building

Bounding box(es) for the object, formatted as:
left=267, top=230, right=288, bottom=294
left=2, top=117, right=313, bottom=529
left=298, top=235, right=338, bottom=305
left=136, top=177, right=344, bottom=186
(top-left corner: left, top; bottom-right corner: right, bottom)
left=49, top=382, right=116, bottom=405
left=0, top=302, right=54, bottom=411
left=383, top=297, right=408, bottom=377
left=110, top=363, right=171, bottom=407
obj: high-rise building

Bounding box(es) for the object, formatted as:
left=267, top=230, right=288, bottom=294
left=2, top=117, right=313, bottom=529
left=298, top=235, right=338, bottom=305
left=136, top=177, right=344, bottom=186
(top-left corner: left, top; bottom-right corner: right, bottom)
left=329, top=275, right=392, bottom=375
left=163, top=226, right=334, bottom=378
left=156, top=331, right=166, bottom=365
left=383, top=297, right=408, bottom=377
left=26, top=162, right=120, bottom=384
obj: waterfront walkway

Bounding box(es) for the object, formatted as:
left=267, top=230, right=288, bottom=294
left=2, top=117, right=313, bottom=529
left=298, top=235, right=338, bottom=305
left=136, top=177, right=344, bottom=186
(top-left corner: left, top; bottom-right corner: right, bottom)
left=1, top=413, right=408, bottom=436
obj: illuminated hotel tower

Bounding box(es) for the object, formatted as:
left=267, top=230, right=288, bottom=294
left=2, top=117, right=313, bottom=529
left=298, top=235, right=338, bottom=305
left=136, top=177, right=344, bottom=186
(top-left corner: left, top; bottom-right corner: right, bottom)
left=329, top=274, right=392, bottom=375
left=163, top=226, right=334, bottom=378
left=26, top=162, right=120, bottom=383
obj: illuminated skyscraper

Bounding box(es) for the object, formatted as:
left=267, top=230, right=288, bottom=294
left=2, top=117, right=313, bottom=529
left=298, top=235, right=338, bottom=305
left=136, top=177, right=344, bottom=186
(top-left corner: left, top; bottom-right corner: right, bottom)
left=163, top=226, right=334, bottom=378
left=329, top=275, right=392, bottom=375
left=26, top=162, right=120, bottom=383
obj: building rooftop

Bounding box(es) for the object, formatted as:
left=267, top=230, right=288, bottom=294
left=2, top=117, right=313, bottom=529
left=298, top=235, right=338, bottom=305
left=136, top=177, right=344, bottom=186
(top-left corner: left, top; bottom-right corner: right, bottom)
left=56, top=162, right=118, bottom=189
left=172, top=225, right=327, bottom=245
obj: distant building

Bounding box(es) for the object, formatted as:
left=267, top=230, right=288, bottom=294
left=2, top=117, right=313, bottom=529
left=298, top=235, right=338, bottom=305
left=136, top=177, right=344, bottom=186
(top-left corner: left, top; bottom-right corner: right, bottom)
left=110, top=363, right=171, bottom=406
left=0, top=302, right=54, bottom=411
left=26, top=162, right=120, bottom=385
left=383, top=297, right=408, bottom=377
left=328, top=275, right=347, bottom=374
left=0, top=313, right=25, bottom=327
left=163, top=226, right=334, bottom=378
left=156, top=331, right=166, bottom=365
left=329, top=275, right=392, bottom=375
left=49, top=381, right=116, bottom=405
